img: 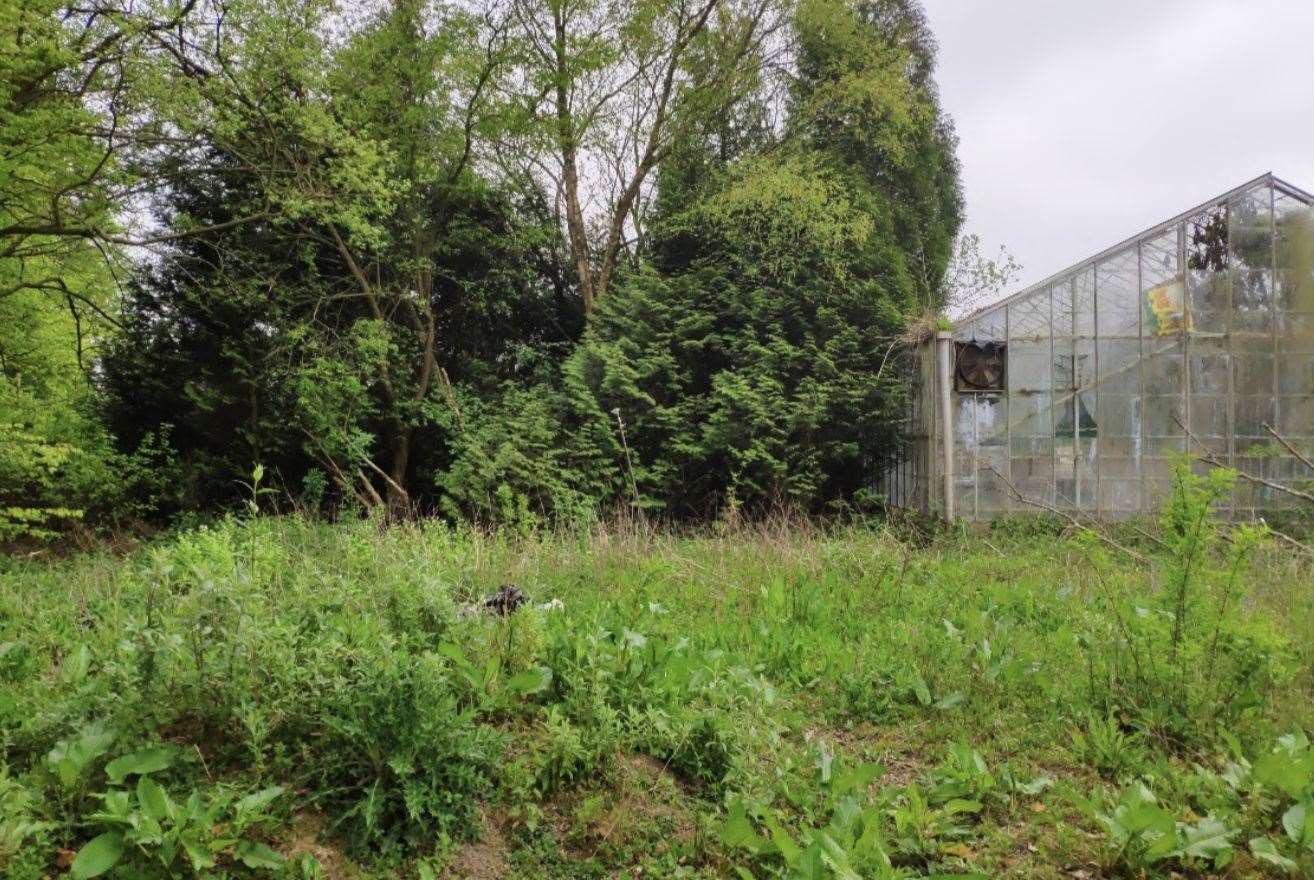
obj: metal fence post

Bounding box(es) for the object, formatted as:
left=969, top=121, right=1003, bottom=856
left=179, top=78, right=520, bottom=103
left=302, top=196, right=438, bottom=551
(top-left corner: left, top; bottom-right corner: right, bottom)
left=937, top=331, right=955, bottom=522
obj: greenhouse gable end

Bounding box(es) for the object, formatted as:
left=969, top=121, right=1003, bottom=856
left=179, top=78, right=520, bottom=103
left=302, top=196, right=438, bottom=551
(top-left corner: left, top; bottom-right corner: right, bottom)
left=884, top=173, right=1314, bottom=520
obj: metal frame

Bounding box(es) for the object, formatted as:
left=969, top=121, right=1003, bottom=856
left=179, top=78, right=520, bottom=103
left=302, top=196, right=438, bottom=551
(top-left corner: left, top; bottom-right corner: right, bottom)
left=936, top=172, right=1314, bottom=521
left=956, top=174, right=1314, bottom=328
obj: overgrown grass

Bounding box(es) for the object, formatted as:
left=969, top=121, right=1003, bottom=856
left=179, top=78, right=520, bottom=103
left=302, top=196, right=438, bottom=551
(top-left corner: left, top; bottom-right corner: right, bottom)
left=2, top=478, right=1313, bottom=877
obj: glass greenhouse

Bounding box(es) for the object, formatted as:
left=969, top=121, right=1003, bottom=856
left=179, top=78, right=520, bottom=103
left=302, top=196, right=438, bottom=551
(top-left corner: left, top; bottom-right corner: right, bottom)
left=885, top=173, right=1314, bottom=520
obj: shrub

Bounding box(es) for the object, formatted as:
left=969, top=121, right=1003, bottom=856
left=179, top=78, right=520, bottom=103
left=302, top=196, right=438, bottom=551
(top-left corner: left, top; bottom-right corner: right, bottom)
left=1079, top=461, right=1292, bottom=745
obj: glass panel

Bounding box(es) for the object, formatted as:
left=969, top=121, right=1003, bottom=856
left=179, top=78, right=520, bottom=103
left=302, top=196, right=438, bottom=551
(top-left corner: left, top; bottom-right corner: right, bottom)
left=1276, top=396, right=1314, bottom=438
left=1053, top=279, right=1074, bottom=336
left=1187, top=204, right=1229, bottom=334
left=1276, top=188, right=1314, bottom=351
left=1235, top=396, right=1276, bottom=439
left=1230, top=184, right=1275, bottom=335
left=1074, top=266, right=1095, bottom=339
left=1050, top=276, right=1085, bottom=512
left=1097, top=247, right=1140, bottom=339
left=1142, top=227, right=1187, bottom=338
left=954, top=394, right=1010, bottom=519
left=1096, top=340, right=1139, bottom=393
left=1233, top=351, right=1274, bottom=396
left=1278, top=354, right=1314, bottom=394
left=1189, top=396, right=1228, bottom=441
left=1009, top=341, right=1051, bottom=392
left=1010, top=390, right=1052, bottom=435
left=1097, top=395, right=1139, bottom=437
left=1143, top=340, right=1184, bottom=391
left=1189, top=341, right=1230, bottom=395
left=956, top=309, right=1006, bottom=343
left=1010, top=454, right=1054, bottom=509
left=1008, top=289, right=1051, bottom=342
left=1143, top=395, right=1185, bottom=447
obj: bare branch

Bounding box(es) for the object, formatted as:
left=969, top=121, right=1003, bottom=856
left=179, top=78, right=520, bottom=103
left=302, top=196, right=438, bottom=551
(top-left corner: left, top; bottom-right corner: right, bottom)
left=985, top=464, right=1149, bottom=565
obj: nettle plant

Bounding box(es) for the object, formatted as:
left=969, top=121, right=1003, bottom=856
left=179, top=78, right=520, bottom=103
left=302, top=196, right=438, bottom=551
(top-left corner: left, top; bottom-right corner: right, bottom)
left=44, top=726, right=285, bottom=878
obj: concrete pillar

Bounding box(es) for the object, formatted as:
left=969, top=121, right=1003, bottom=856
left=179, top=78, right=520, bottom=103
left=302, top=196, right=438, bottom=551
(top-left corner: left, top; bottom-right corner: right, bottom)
left=936, top=331, right=955, bottom=522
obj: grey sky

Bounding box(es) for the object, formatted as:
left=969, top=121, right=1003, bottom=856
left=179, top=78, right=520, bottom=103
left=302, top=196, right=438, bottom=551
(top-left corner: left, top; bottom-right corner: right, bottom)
left=921, top=0, right=1314, bottom=295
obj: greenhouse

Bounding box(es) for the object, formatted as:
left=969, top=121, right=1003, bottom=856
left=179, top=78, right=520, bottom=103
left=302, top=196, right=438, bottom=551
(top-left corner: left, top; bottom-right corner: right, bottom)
left=885, top=173, right=1314, bottom=520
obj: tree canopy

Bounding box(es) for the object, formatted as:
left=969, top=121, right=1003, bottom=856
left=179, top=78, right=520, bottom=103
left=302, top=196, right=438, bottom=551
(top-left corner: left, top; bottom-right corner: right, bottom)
left=1, top=0, right=963, bottom=537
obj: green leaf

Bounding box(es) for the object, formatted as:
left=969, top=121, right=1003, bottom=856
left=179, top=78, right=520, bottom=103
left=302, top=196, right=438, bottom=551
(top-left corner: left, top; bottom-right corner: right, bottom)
left=436, top=642, right=473, bottom=670
left=942, top=798, right=983, bottom=816
left=911, top=670, right=932, bottom=706
left=831, top=762, right=883, bottom=798
left=764, top=817, right=802, bottom=866
left=48, top=721, right=116, bottom=788
left=181, top=832, right=217, bottom=871
left=1249, top=837, right=1297, bottom=873
left=1172, top=817, right=1235, bottom=865
left=814, top=830, right=861, bottom=880
left=137, top=775, right=173, bottom=822
left=1283, top=799, right=1314, bottom=849
left=236, top=785, right=285, bottom=816
left=934, top=691, right=966, bottom=710
left=505, top=666, right=553, bottom=696
left=1254, top=751, right=1313, bottom=799
left=721, top=801, right=765, bottom=853
left=102, top=789, right=130, bottom=817
left=70, top=832, right=125, bottom=879
left=236, top=840, right=285, bottom=869
left=106, top=746, right=175, bottom=784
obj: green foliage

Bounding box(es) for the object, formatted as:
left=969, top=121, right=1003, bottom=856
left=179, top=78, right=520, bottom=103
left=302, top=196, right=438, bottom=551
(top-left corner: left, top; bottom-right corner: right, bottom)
left=1087, top=731, right=1314, bottom=875
left=1092, top=783, right=1236, bottom=873
left=72, top=779, right=286, bottom=877
left=722, top=744, right=1031, bottom=878
left=66, top=0, right=963, bottom=529
left=1078, top=460, right=1289, bottom=744
left=0, top=281, right=130, bottom=541
left=791, top=0, right=963, bottom=307
left=3, top=516, right=1314, bottom=877
left=437, top=383, right=620, bottom=527
left=566, top=263, right=911, bottom=516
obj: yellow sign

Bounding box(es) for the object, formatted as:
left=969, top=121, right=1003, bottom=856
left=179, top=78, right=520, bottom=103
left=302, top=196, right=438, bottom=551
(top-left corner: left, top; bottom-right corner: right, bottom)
left=1146, top=278, right=1190, bottom=335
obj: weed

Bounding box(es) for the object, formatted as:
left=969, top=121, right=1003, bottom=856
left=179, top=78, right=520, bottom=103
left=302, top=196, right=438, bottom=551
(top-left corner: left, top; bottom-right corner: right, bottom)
left=1070, top=714, right=1148, bottom=780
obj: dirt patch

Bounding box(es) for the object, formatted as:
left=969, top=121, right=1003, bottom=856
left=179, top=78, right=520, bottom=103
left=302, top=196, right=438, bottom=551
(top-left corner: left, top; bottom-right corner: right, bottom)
left=803, top=722, right=936, bottom=789
left=581, top=753, right=698, bottom=848
left=881, top=749, right=933, bottom=788
left=444, top=809, right=511, bottom=880
left=282, top=812, right=360, bottom=880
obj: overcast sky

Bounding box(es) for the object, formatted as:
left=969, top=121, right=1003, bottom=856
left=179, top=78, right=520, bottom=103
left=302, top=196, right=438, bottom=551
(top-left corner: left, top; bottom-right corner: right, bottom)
left=920, top=0, right=1314, bottom=295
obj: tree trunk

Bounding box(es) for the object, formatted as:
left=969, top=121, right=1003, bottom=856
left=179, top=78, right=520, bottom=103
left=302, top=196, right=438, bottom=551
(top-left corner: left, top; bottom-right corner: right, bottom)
left=562, top=157, right=596, bottom=313
left=386, top=428, right=412, bottom=519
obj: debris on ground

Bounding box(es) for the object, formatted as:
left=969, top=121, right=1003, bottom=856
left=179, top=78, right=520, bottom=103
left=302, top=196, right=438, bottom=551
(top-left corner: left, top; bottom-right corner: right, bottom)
left=456, top=586, right=564, bottom=619
left=483, top=584, right=527, bottom=615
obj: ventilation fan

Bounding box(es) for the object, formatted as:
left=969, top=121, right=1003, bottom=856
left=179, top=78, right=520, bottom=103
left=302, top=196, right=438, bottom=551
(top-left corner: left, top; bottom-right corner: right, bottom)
left=955, top=342, right=1006, bottom=392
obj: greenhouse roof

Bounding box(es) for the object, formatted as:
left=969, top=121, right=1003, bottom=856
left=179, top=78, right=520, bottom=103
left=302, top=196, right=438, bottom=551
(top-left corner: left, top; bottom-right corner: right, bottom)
left=959, top=172, right=1314, bottom=325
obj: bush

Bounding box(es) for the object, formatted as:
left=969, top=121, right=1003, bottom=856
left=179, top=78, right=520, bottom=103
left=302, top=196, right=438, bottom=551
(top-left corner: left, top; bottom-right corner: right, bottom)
left=567, top=263, right=909, bottom=518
